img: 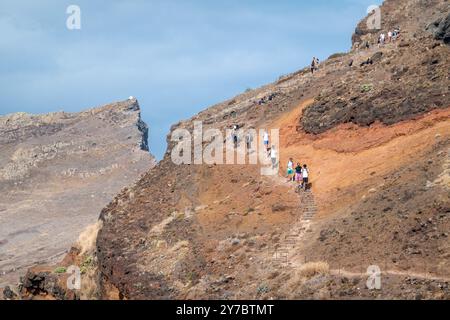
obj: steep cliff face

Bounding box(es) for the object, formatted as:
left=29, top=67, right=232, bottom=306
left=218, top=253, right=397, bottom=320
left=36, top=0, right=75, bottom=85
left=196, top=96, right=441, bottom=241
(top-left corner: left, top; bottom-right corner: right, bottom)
left=0, top=99, right=155, bottom=288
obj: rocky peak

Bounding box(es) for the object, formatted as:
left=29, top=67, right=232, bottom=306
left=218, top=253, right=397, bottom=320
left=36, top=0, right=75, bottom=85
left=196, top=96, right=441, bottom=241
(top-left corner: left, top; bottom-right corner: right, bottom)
left=0, top=99, right=155, bottom=288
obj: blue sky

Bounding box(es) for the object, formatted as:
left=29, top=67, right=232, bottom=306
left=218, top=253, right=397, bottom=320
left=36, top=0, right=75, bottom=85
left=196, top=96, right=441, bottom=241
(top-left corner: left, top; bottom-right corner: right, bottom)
left=0, top=0, right=382, bottom=159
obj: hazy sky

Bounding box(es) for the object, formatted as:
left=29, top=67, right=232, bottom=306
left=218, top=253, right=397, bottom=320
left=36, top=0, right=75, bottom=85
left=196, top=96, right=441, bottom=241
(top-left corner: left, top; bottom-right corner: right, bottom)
left=0, top=0, right=382, bottom=159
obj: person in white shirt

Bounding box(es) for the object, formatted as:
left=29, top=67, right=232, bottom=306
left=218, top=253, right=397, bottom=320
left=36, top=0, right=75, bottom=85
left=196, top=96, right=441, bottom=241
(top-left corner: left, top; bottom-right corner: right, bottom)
left=380, top=33, right=386, bottom=45
left=301, top=164, right=309, bottom=190
left=263, top=130, right=270, bottom=156
left=263, top=131, right=269, bottom=147
left=270, top=145, right=278, bottom=169
left=287, top=158, right=294, bottom=179
left=388, top=31, right=393, bottom=42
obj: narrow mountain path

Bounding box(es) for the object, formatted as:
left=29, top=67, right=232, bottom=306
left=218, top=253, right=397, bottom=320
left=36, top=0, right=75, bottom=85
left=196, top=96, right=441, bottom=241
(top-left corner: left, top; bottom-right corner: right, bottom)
left=267, top=171, right=318, bottom=268
left=329, top=268, right=450, bottom=283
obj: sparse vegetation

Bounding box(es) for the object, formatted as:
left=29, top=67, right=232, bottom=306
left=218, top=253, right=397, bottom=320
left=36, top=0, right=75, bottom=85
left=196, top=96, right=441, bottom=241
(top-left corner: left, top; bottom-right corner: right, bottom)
left=80, top=256, right=94, bottom=274
left=361, top=84, right=373, bottom=93
left=298, top=262, right=330, bottom=279
left=257, top=284, right=269, bottom=295
left=246, top=207, right=255, bottom=214
left=54, top=266, right=67, bottom=274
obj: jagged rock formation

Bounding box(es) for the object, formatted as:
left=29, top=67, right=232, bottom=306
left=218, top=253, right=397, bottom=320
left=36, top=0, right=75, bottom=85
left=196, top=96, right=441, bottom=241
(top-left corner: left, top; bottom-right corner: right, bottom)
left=12, top=0, right=450, bottom=300
left=0, top=99, right=155, bottom=288
left=428, top=12, right=450, bottom=44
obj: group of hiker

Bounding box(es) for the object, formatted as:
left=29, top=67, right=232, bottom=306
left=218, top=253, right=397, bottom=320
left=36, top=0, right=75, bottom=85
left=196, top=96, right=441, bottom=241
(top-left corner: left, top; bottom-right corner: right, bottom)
left=230, top=127, right=310, bottom=189
left=286, top=158, right=310, bottom=190
left=310, top=57, right=320, bottom=74
left=359, top=57, right=374, bottom=67
left=231, top=128, right=277, bottom=167
left=258, top=93, right=277, bottom=106
left=378, top=27, right=401, bottom=46
left=359, top=27, right=401, bottom=51
left=263, top=130, right=279, bottom=169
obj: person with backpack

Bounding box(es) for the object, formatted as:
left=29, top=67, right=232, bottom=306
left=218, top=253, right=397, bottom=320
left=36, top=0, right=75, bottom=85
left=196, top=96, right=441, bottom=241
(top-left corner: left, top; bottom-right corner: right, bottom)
left=295, top=163, right=303, bottom=184
left=310, top=57, right=316, bottom=74
left=301, top=164, right=309, bottom=190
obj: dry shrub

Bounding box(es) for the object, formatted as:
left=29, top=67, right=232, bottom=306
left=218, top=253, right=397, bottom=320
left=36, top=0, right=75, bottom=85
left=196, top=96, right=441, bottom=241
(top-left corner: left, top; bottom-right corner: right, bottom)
left=74, top=221, right=103, bottom=299
left=298, top=261, right=330, bottom=279
left=76, top=220, right=103, bottom=256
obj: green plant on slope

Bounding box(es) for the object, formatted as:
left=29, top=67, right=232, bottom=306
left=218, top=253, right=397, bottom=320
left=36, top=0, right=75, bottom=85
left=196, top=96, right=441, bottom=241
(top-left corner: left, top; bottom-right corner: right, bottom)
left=54, top=267, right=67, bottom=274
left=361, top=84, right=373, bottom=93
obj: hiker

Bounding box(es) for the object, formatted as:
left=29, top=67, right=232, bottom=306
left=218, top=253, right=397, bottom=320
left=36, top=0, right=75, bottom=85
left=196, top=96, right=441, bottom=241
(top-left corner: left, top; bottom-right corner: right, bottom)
left=231, top=125, right=239, bottom=148
left=310, top=57, right=316, bottom=74
left=270, top=145, right=278, bottom=169
left=245, top=131, right=253, bottom=152
left=378, top=33, right=385, bottom=47
left=315, top=57, right=320, bottom=71
left=301, top=164, right=309, bottom=190
left=349, top=59, right=354, bottom=68
left=263, top=130, right=270, bottom=149
left=360, top=57, right=373, bottom=67
left=295, top=163, right=303, bottom=184
left=388, top=31, right=393, bottom=42
left=365, top=41, right=370, bottom=49
left=392, top=28, right=400, bottom=41
left=287, top=158, right=294, bottom=179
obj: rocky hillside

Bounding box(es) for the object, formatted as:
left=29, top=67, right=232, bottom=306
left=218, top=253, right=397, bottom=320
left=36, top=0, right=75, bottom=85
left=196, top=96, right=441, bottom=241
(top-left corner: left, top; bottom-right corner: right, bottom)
left=8, top=0, right=449, bottom=300
left=0, top=99, right=155, bottom=289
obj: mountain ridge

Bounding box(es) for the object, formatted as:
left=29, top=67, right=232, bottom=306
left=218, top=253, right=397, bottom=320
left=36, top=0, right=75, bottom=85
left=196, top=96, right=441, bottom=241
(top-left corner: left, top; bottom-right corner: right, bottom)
left=0, top=98, right=155, bottom=289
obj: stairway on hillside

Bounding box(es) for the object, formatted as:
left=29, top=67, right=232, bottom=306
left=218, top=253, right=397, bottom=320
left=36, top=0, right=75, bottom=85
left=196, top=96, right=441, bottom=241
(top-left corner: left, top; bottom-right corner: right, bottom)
left=271, top=188, right=318, bottom=267
left=299, top=189, right=317, bottom=221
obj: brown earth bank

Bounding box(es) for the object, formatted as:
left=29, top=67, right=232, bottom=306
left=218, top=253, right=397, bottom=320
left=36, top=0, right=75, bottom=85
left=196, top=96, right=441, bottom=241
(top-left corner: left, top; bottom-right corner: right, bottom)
left=5, top=0, right=450, bottom=300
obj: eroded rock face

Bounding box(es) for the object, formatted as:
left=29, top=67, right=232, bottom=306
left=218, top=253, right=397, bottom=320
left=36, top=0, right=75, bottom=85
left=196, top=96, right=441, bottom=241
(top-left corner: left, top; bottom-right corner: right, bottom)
left=302, top=0, right=450, bottom=134
left=0, top=99, right=155, bottom=288
left=433, top=13, right=450, bottom=44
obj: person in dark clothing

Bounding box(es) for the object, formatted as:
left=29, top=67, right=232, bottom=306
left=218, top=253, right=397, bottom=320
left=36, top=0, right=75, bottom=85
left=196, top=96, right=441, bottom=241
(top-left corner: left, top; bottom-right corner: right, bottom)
left=310, top=57, right=316, bottom=74
left=295, top=163, right=303, bottom=184
left=301, top=164, right=309, bottom=190
left=360, top=58, right=373, bottom=67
